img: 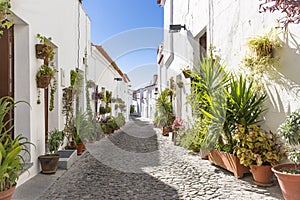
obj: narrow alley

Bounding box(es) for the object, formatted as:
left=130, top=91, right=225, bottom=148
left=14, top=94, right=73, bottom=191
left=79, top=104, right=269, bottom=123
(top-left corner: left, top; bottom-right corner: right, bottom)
left=14, top=117, right=283, bottom=200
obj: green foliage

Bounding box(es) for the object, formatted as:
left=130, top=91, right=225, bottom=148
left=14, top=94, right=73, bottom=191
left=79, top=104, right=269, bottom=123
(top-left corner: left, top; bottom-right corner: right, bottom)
left=130, top=105, right=135, bottom=114
left=242, top=30, right=282, bottom=89
left=62, top=87, right=75, bottom=146
left=70, top=70, right=77, bottom=88
left=36, top=64, right=55, bottom=79
left=278, top=109, right=300, bottom=165
left=0, top=96, right=33, bottom=192
left=0, top=0, right=13, bottom=36
left=154, top=88, right=174, bottom=128
left=36, top=34, right=55, bottom=63
left=48, top=129, right=64, bottom=154
left=234, top=125, right=286, bottom=166
left=73, top=109, right=93, bottom=144
left=188, top=56, right=229, bottom=151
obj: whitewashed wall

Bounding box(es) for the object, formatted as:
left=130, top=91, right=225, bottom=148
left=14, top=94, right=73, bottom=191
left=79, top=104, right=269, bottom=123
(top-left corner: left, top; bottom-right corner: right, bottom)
left=11, top=0, right=90, bottom=186
left=87, top=45, right=130, bottom=120
left=161, top=0, right=300, bottom=132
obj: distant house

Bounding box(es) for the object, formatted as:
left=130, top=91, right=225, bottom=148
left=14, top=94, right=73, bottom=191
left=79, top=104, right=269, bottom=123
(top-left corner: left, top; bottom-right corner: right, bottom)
left=158, top=0, right=300, bottom=132
left=133, top=75, right=158, bottom=120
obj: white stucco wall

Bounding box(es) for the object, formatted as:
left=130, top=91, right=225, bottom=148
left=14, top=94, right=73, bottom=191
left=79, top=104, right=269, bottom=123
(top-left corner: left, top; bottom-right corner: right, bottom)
left=11, top=0, right=91, bottom=186
left=87, top=45, right=130, bottom=120
left=161, top=0, right=300, bottom=132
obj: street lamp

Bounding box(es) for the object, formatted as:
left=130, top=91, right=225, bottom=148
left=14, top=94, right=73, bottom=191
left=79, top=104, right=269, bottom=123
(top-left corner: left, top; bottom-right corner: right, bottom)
left=169, top=24, right=186, bottom=33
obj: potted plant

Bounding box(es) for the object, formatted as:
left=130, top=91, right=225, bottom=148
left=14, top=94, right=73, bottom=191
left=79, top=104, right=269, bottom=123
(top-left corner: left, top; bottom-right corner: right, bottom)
left=0, top=0, right=13, bottom=36
left=171, top=116, right=184, bottom=142
left=0, top=96, right=33, bottom=200
left=35, top=34, right=55, bottom=62
left=73, top=109, right=93, bottom=155
left=234, top=124, right=286, bottom=186
left=272, top=109, right=300, bottom=200
left=36, top=64, right=55, bottom=89
left=38, top=129, right=64, bottom=174
left=36, top=64, right=57, bottom=111
left=182, top=68, right=191, bottom=78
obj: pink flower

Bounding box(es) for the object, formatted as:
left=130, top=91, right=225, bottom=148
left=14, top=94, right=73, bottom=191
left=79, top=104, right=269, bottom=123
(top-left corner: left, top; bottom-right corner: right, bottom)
left=172, top=117, right=184, bottom=130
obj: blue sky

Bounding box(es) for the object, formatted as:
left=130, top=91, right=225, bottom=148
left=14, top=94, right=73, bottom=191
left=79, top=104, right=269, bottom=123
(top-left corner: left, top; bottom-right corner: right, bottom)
left=82, top=1, right=164, bottom=88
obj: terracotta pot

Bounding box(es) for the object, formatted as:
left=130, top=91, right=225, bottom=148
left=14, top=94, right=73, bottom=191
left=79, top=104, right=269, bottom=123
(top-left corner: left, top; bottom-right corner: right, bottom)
left=200, top=149, right=209, bottom=160
left=77, top=142, right=84, bottom=155
left=37, top=74, right=52, bottom=88
left=0, top=185, right=16, bottom=200
left=208, top=149, right=250, bottom=178
left=272, top=163, right=300, bottom=200
left=162, top=128, right=169, bottom=136
left=38, top=154, right=59, bottom=174
left=250, top=165, right=274, bottom=186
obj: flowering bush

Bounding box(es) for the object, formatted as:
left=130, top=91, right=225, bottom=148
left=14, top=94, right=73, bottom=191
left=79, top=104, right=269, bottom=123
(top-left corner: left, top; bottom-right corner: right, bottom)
left=172, top=117, right=184, bottom=130
left=234, top=124, right=286, bottom=166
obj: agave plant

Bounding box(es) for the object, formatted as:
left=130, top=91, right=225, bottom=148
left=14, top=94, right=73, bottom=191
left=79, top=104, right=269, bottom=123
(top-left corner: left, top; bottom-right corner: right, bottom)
left=0, top=96, right=33, bottom=192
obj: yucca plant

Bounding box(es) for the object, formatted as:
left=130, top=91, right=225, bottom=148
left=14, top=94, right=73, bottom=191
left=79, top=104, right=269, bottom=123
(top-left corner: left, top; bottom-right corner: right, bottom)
left=0, top=96, right=33, bottom=192
left=222, top=75, right=267, bottom=152
left=188, top=56, right=229, bottom=150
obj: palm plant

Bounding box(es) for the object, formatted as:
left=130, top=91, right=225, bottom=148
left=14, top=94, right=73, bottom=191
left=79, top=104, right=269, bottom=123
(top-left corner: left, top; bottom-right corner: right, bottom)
left=0, top=96, right=33, bottom=192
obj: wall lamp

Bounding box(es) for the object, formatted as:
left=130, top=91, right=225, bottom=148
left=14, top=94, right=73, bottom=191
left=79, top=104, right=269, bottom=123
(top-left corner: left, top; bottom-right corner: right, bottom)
left=169, top=24, right=186, bottom=33
left=114, top=78, right=122, bottom=81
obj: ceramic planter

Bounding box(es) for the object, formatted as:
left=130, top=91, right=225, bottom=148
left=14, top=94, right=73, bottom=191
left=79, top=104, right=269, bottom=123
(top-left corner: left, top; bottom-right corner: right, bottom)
left=272, top=163, right=300, bottom=200
left=208, top=149, right=250, bottom=178
left=250, top=165, right=274, bottom=186
left=38, top=154, right=60, bottom=174
left=0, top=185, right=16, bottom=200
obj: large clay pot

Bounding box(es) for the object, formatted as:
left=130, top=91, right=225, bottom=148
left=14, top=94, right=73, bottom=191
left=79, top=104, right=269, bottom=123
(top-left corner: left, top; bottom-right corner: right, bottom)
left=208, top=149, right=250, bottom=178
left=0, top=185, right=16, bottom=200
left=272, top=163, right=300, bottom=200
left=38, top=154, right=59, bottom=174
left=250, top=165, right=274, bottom=186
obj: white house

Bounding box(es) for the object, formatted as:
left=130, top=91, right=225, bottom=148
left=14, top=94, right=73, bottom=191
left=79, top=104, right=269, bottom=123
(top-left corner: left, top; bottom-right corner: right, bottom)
left=133, top=75, right=158, bottom=120
left=158, top=0, right=300, bottom=132
left=0, top=0, right=90, bottom=186
left=87, top=44, right=131, bottom=121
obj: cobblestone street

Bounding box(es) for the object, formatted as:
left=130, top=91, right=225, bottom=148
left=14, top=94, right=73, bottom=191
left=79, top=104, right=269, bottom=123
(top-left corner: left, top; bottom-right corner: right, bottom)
left=37, top=118, right=283, bottom=200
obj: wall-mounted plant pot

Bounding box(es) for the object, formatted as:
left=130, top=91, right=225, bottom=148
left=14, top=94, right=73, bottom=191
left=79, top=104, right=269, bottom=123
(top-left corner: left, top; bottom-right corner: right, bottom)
left=37, top=74, right=52, bottom=88
left=177, top=81, right=184, bottom=88
left=182, top=69, right=191, bottom=78
left=38, top=154, right=60, bottom=174
left=35, top=44, right=47, bottom=59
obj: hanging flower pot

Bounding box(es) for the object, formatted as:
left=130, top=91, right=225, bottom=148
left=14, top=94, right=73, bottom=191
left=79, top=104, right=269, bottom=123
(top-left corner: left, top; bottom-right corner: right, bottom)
left=36, top=74, right=52, bottom=88
left=182, top=69, right=191, bottom=78
left=35, top=44, right=48, bottom=59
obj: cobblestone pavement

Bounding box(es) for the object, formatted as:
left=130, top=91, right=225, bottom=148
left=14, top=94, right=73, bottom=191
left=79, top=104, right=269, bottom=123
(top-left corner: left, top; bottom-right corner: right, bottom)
left=39, top=117, right=284, bottom=200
